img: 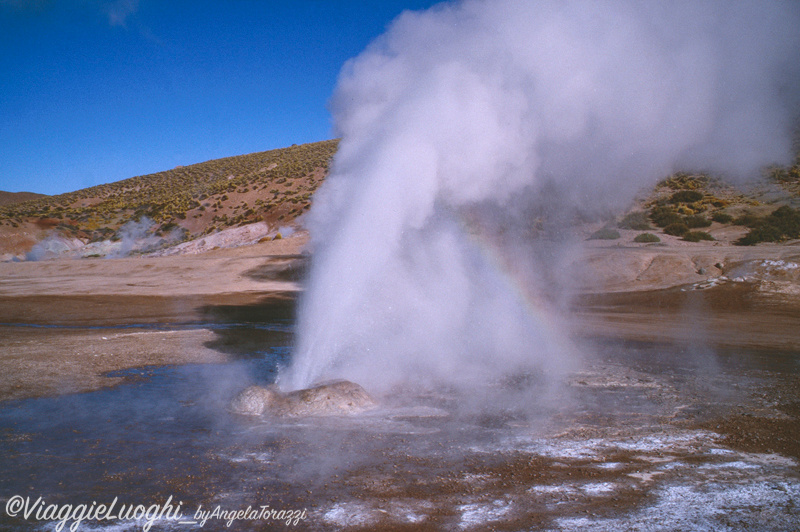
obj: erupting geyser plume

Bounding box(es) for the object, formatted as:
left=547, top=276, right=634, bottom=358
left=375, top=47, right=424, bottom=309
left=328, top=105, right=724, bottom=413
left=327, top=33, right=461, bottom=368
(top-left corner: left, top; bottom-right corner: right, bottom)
left=279, top=0, right=800, bottom=392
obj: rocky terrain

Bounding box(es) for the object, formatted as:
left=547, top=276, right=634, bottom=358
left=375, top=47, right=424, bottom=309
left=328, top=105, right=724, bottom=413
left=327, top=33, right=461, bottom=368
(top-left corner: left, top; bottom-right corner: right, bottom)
left=0, top=139, right=337, bottom=261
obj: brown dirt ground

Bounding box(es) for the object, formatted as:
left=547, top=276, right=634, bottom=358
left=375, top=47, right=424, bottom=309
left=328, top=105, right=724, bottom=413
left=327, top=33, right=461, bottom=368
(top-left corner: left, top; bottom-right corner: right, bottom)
left=0, top=235, right=307, bottom=401
left=0, top=236, right=797, bottom=464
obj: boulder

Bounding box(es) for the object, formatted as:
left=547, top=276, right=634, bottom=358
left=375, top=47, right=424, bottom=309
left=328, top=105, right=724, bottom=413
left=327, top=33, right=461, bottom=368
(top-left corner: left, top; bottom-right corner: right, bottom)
left=229, top=385, right=282, bottom=416
left=230, top=380, right=376, bottom=417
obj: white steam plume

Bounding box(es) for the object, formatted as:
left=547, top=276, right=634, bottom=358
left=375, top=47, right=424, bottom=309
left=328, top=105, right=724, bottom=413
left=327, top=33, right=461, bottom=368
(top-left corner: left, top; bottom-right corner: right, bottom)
left=279, top=0, right=800, bottom=392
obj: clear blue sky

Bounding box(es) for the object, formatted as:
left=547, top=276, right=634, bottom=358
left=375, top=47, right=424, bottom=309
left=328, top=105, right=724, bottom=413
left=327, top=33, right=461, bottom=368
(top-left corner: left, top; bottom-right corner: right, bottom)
left=0, top=0, right=441, bottom=195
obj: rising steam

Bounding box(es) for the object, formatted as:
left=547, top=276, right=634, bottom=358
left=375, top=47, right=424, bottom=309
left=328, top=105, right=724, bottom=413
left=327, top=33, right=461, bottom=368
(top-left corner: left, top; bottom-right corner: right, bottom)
left=279, top=0, right=800, bottom=392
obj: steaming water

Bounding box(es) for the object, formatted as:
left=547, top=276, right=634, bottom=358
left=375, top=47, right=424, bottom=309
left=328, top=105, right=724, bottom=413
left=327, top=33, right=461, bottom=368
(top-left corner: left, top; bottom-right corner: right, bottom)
left=1, top=319, right=798, bottom=531
left=281, top=0, right=800, bottom=392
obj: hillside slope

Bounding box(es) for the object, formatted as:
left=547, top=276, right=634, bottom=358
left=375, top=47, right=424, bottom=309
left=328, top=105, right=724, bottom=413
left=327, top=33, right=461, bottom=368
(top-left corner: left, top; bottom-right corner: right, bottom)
left=0, top=139, right=338, bottom=257
left=1, top=137, right=798, bottom=261
left=0, top=191, right=48, bottom=207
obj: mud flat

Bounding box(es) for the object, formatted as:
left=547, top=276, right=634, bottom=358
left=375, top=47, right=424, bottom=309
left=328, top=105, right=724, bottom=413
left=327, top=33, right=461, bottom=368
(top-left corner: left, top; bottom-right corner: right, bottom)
left=571, top=241, right=800, bottom=352
left=0, top=234, right=308, bottom=311
left=567, top=241, right=800, bottom=469
left=1, top=236, right=797, bottom=401
left=572, top=282, right=800, bottom=352
left=0, top=236, right=306, bottom=401
left=0, top=238, right=799, bottom=530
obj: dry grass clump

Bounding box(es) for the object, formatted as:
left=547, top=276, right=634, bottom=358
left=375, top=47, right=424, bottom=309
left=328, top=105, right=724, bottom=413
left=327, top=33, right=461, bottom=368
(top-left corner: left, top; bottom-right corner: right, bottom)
left=633, top=232, right=660, bottom=243
left=668, top=190, right=704, bottom=204
left=711, top=212, right=733, bottom=224
left=736, top=205, right=800, bottom=245
left=649, top=206, right=683, bottom=228
left=683, top=231, right=715, bottom=242
left=588, top=227, right=621, bottom=240
left=656, top=173, right=709, bottom=190
left=617, top=211, right=651, bottom=230
left=663, top=222, right=689, bottom=236
left=768, top=160, right=800, bottom=184
left=684, top=214, right=712, bottom=229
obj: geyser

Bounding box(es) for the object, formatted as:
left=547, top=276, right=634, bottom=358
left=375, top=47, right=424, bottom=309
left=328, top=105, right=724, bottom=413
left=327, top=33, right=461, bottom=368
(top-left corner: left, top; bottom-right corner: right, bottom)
left=279, top=0, right=800, bottom=392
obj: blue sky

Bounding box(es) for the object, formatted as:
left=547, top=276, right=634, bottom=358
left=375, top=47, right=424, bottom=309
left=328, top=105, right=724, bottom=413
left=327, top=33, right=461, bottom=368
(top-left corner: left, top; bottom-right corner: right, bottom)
left=0, top=0, right=441, bottom=195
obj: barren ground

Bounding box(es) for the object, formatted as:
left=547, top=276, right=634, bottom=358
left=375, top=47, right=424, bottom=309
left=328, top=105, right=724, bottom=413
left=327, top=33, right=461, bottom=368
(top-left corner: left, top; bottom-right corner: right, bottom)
left=0, top=233, right=307, bottom=401
left=0, top=234, right=798, bottom=530
left=0, top=234, right=797, bottom=401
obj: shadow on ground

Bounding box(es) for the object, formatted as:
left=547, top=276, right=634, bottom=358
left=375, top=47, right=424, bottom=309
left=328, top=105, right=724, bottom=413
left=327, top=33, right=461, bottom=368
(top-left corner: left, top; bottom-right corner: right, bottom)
left=242, top=254, right=309, bottom=282
left=198, top=293, right=297, bottom=357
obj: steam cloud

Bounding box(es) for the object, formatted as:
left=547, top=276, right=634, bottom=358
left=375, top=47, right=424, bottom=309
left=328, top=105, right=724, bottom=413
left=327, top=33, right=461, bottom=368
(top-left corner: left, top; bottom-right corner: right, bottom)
left=105, top=216, right=161, bottom=258
left=279, top=0, right=800, bottom=392
left=25, top=217, right=179, bottom=260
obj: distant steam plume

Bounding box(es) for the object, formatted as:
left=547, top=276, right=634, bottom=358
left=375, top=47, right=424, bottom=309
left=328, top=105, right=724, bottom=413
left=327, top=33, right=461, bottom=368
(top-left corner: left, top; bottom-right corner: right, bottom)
left=279, top=0, right=800, bottom=392
left=105, top=0, right=140, bottom=27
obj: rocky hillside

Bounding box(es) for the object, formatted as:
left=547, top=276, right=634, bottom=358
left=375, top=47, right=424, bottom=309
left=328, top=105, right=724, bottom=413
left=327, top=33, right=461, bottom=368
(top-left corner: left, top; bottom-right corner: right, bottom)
left=0, top=191, right=47, bottom=207
left=1, top=136, right=798, bottom=260
left=0, top=139, right=338, bottom=258
left=587, top=163, right=800, bottom=248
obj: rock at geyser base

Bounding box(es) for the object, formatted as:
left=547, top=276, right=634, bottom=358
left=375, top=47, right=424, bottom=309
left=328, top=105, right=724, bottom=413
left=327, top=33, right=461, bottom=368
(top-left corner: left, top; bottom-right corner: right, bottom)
left=230, top=380, right=377, bottom=417
left=229, top=385, right=279, bottom=416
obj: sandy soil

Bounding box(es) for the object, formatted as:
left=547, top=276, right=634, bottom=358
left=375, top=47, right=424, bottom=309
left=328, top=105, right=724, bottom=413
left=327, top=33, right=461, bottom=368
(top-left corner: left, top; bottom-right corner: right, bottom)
left=2, top=234, right=798, bottom=398
left=578, top=236, right=800, bottom=293
left=572, top=282, right=800, bottom=350
left=0, top=327, right=230, bottom=401
left=0, top=233, right=797, bottom=413
left=0, top=231, right=309, bottom=301
left=1, top=234, right=799, bottom=530
left=567, top=239, right=800, bottom=352
left=0, top=233, right=307, bottom=401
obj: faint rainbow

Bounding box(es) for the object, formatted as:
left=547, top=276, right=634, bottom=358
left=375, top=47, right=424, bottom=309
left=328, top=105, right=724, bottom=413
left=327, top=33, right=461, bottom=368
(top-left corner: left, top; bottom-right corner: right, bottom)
left=456, top=214, right=572, bottom=358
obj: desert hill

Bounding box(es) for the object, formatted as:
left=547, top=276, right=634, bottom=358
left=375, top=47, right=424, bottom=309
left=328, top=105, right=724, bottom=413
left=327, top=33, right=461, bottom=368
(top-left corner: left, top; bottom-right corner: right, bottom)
left=584, top=167, right=800, bottom=247
left=0, top=139, right=338, bottom=258
left=1, top=137, right=799, bottom=261
left=0, top=191, right=48, bottom=207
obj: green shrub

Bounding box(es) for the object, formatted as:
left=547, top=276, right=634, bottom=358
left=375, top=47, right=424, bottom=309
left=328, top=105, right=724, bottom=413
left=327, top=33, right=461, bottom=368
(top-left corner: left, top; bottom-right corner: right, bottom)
left=733, top=213, right=762, bottom=227
left=618, top=211, right=652, bottom=230
left=711, top=212, right=733, bottom=224
left=769, top=205, right=800, bottom=234
left=685, top=215, right=712, bottom=228
left=663, top=223, right=689, bottom=236
left=737, top=225, right=781, bottom=245
left=669, top=190, right=704, bottom=204
left=736, top=205, right=800, bottom=245
left=683, top=231, right=714, bottom=242
left=650, top=206, right=683, bottom=228
left=588, top=227, right=621, bottom=240
left=634, top=232, right=661, bottom=243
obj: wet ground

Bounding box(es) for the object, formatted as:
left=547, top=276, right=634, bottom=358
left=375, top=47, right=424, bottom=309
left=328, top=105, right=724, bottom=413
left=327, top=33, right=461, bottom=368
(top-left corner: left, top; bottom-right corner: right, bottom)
left=1, top=305, right=798, bottom=531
